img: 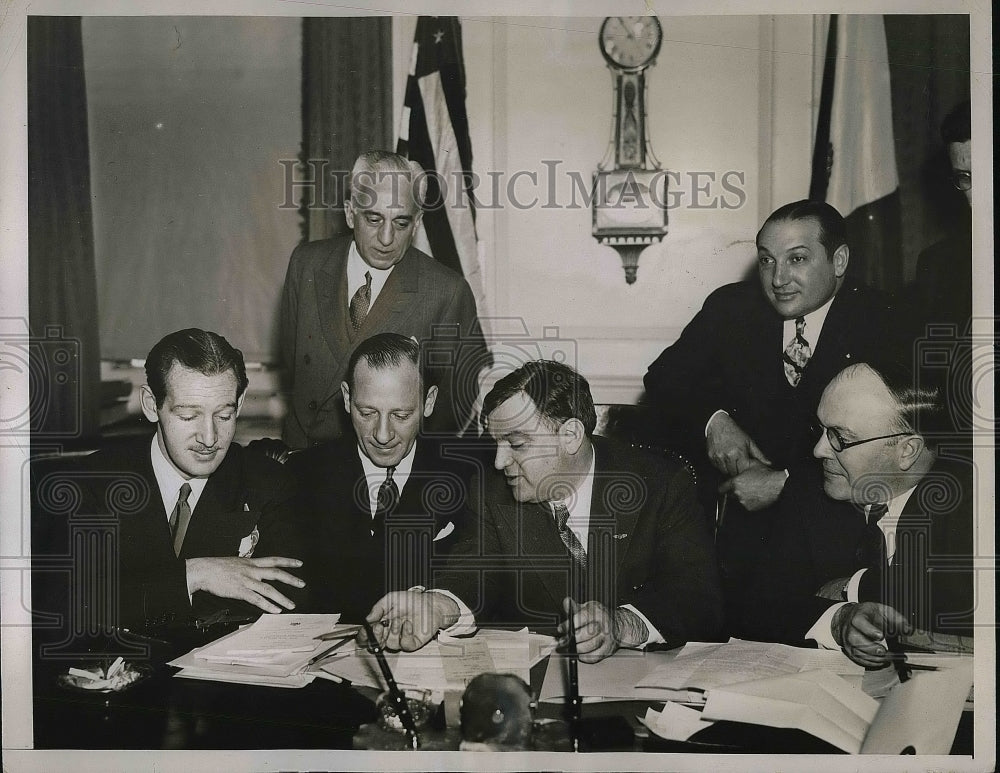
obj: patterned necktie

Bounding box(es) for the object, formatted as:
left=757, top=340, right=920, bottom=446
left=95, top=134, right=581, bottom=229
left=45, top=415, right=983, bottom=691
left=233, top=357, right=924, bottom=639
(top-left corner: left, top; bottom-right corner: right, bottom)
left=552, top=502, right=588, bottom=571
left=856, top=502, right=889, bottom=570
left=169, top=482, right=193, bottom=557
left=349, top=271, right=372, bottom=331
left=372, top=466, right=399, bottom=539
left=782, top=316, right=812, bottom=387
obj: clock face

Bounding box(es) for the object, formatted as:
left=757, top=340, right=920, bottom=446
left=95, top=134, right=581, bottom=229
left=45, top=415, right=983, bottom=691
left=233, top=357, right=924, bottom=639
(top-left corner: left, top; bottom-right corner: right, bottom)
left=600, top=16, right=663, bottom=71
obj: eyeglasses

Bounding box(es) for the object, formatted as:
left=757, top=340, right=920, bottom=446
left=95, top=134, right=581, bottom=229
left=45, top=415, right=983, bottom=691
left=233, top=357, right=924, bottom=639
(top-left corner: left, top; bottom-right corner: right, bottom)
left=813, top=422, right=913, bottom=453
left=951, top=171, right=972, bottom=192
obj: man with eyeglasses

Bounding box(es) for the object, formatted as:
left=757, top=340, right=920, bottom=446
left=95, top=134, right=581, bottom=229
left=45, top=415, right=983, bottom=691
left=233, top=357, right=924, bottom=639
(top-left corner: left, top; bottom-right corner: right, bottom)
left=742, top=362, right=974, bottom=667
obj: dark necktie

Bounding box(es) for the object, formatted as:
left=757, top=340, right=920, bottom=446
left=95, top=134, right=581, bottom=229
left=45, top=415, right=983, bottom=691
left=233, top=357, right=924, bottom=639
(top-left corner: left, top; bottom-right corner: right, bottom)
left=349, top=271, right=373, bottom=331
left=169, top=482, right=193, bottom=557
left=372, top=466, right=399, bottom=539
left=553, top=502, right=588, bottom=571
left=782, top=316, right=812, bottom=387
left=856, top=502, right=889, bottom=570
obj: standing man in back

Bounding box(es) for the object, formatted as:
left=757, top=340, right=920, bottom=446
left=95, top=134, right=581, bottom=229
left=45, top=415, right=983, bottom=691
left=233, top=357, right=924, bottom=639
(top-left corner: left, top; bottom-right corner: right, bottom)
left=643, top=200, right=897, bottom=635
left=279, top=150, right=490, bottom=448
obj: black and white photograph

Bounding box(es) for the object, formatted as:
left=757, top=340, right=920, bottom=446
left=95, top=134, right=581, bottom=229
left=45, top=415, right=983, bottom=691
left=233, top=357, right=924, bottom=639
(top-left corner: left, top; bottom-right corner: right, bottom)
left=0, top=1, right=993, bottom=770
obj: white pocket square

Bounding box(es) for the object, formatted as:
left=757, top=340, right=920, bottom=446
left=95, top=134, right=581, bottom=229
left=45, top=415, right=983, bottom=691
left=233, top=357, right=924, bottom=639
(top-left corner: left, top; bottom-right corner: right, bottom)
left=613, top=533, right=629, bottom=540
left=238, top=526, right=260, bottom=557
left=433, top=521, right=455, bottom=542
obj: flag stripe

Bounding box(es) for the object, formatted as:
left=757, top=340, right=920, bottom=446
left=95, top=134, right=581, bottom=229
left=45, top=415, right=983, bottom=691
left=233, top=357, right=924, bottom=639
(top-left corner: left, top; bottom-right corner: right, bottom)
left=396, top=16, right=486, bottom=309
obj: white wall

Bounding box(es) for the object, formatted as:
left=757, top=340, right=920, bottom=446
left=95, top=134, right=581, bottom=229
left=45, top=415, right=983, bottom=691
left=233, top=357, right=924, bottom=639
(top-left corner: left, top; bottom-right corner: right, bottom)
left=394, top=16, right=817, bottom=403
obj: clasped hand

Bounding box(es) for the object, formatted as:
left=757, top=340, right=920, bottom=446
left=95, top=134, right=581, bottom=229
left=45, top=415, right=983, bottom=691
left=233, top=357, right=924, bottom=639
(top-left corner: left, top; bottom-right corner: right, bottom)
left=185, top=555, right=305, bottom=614
left=708, top=414, right=786, bottom=510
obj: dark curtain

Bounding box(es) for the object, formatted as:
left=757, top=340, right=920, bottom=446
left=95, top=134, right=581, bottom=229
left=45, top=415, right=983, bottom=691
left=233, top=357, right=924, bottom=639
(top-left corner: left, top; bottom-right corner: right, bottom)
left=300, top=18, right=393, bottom=243
left=885, top=15, right=971, bottom=282
left=28, top=16, right=101, bottom=443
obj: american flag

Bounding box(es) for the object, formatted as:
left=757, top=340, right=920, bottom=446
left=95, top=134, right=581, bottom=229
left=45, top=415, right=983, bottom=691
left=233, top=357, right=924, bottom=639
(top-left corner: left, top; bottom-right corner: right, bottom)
left=396, top=16, right=485, bottom=309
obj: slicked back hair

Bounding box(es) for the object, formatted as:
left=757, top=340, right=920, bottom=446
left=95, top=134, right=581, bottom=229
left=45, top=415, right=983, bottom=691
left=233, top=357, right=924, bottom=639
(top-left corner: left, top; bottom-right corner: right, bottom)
left=941, top=100, right=971, bottom=145
left=145, top=328, right=248, bottom=408
left=349, top=150, right=427, bottom=210
left=757, top=199, right=848, bottom=258
left=483, top=360, right=597, bottom=437
left=345, top=332, right=434, bottom=395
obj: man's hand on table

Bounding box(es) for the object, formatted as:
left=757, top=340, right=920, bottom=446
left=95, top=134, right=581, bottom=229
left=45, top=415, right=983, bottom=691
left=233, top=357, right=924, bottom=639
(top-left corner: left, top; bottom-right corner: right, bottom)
left=718, top=461, right=787, bottom=511
left=706, top=412, right=772, bottom=478
left=832, top=601, right=912, bottom=668
left=185, top=556, right=305, bottom=614
left=556, top=597, right=648, bottom=664
left=362, top=590, right=459, bottom=651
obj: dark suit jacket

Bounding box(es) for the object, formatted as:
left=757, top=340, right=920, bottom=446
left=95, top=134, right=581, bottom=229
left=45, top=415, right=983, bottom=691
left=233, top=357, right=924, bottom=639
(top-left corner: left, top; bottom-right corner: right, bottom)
left=31, top=436, right=303, bottom=641
left=643, top=280, right=896, bottom=469
left=909, top=225, right=972, bottom=332
left=288, top=434, right=478, bottom=621
left=279, top=235, right=490, bottom=447
left=642, top=280, right=898, bottom=635
left=743, top=457, right=975, bottom=643
left=433, top=436, right=724, bottom=644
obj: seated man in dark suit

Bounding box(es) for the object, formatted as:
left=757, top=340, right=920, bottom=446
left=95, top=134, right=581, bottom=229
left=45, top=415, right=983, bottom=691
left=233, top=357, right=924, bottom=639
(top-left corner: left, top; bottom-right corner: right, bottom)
left=745, top=361, right=974, bottom=667
left=279, top=149, right=490, bottom=448
left=288, top=333, right=474, bottom=620
left=31, top=329, right=305, bottom=649
left=363, top=360, right=724, bottom=663
left=642, top=200, right=897, bottom=635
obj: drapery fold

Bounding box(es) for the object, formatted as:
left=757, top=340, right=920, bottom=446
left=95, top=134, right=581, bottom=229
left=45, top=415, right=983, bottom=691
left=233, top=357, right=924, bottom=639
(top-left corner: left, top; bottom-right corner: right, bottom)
left=300, top=17, right=393, bottom=243
left=28, top=16, right=101, bottom=442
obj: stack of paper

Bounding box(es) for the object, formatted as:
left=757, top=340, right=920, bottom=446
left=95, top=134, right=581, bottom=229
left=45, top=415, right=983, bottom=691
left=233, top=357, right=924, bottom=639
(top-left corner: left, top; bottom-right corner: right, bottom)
left=169, top=613, right=352, bottom=688
left=539, top=648, right=702, bottom=704
left=635, top=638, right=864, bottom=692
left=319, top=628, right=555, bottom=692
left=701, top=659, right=973, bottom=754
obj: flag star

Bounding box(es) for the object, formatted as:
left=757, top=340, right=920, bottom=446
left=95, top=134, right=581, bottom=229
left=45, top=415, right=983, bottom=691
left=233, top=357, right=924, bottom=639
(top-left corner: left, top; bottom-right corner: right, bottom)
left=433, top=29, right=444, bottom=44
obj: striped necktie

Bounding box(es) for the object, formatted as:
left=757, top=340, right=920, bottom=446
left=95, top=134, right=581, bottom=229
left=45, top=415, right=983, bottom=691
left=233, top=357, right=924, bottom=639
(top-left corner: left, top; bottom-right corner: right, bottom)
left=553, top=502, right=588, bottom=571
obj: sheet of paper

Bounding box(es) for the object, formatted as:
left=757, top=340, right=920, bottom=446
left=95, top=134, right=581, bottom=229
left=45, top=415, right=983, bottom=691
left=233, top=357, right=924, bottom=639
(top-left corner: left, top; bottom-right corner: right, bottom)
left=319, top=648, right=391, bottom=690
left=199, top=613, right=341, bottom=655
left=174, top=668, right=315, bottom=689
left=861, top=659, right=973, bottom=754
left=539, top=649, right=699, bottom=703
left=702, top=669, right=878, bottom=754
left=636, top=638, right=862, bottom=691
left=438, top=636, right=497, bottom=686
left=639, top=703, right=714, bottom=741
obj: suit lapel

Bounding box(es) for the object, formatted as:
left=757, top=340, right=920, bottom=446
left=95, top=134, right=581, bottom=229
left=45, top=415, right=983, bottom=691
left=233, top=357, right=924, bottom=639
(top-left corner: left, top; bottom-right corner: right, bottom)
left=180, top=450, right=254, bottom=557
left=315, top=243, right=354, bottom=369
left=515, top=500, right=568, bottom=612
left=357, top=248, right=420, bottom=336
left=799, top=288, right=857, bottom=392
left=590, top=438, right=641, bottom=584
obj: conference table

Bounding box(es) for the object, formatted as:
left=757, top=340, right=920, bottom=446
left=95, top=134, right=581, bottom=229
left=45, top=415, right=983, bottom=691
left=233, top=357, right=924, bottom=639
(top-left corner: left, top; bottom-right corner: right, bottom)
left=31, top=627, right=974, bottom=755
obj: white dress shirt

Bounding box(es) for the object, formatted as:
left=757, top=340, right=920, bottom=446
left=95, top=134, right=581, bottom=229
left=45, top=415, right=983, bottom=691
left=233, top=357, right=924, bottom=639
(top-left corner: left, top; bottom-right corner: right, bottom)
left=357, top=442, right=417, bottom=533
left=149, top=435, right=208, bottom=520
left=346, top=241, right=395, bottom=309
